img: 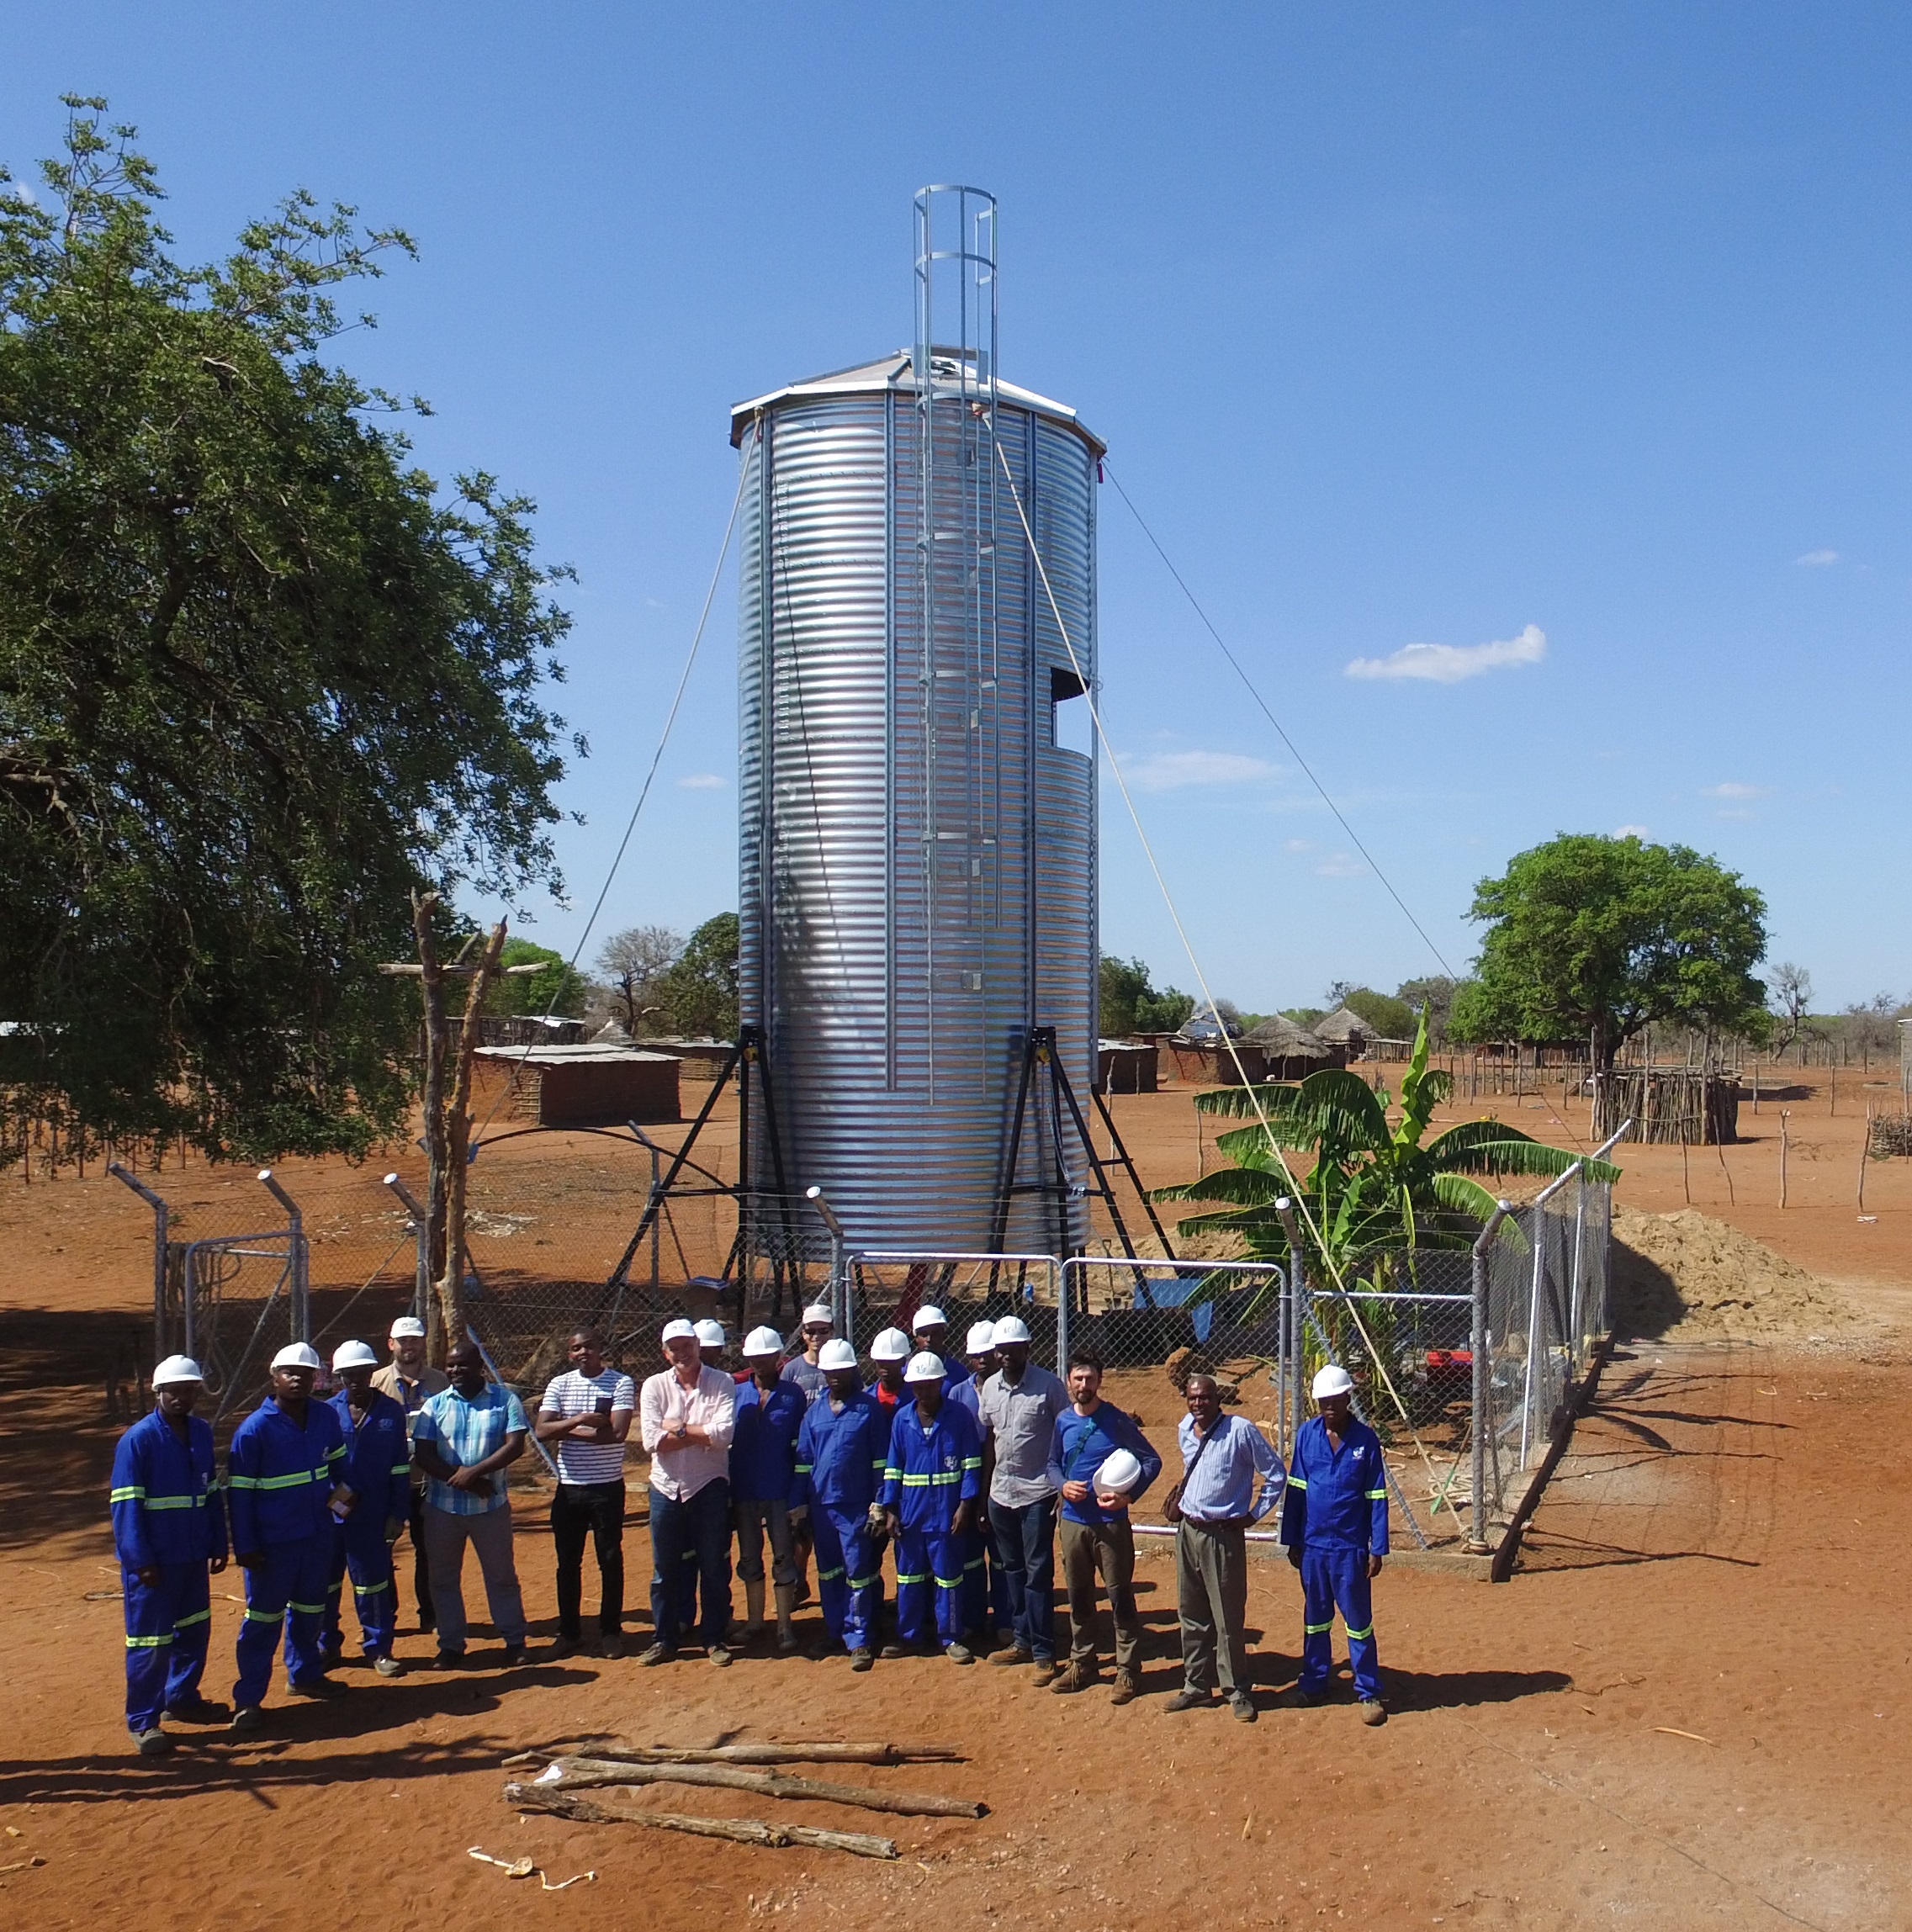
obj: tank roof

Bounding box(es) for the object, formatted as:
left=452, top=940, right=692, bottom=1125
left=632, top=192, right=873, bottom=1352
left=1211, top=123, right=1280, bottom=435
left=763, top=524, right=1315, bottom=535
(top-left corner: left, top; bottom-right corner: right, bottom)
left=729, top=350, right=1104, bottom=456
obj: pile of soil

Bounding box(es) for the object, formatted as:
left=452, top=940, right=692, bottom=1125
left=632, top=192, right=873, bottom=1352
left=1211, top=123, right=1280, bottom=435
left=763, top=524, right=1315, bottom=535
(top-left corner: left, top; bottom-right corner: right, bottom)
left=1610, top=1204, right=1855, bottom=1340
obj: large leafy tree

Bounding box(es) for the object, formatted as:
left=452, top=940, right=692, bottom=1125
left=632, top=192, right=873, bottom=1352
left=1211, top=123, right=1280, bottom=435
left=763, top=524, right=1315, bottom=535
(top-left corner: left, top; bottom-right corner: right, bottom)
left=0, top=101, right=576, bottom=1160
left=1449, top=834, right=1768, bottom=1076
left=1098, top=953, right=1194, bottom=1037
left=656, top=913, right=740, bottom=1039
left=1157, top=1012, right=1609, bottom=1276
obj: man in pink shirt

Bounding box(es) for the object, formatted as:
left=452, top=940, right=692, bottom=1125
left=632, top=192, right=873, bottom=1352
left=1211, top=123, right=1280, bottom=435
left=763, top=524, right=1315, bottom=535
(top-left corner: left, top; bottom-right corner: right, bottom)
left=638, top=1318, right=738, bottom=1665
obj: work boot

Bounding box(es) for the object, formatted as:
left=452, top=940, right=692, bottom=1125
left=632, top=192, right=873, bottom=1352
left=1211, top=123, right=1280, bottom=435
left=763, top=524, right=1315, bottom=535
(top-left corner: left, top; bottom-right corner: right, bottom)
left=743, top=1577, right=767, bottom=1646
left=164, top=1696, right=228, bottom=1725
left=638, top=1642, right=676, bottom=1666
left=850, top=1647, right=875, bottom=1672
left=1163, top=1687, right=1213, bottom=1713
left=228, top=1706, right=263, bottom=1734
left=290, top=1676, right=348, bottom=1700
left=708, top=1643, right=734, bottom=1668
left=134, top=1727, right=173, bottom=1756
left=1229, top=1691, right=1258, bottom=1724
left=774, top=1585, right=800, bottom=1655
left=991, top=1643, right=1033, bottom=1667
left=1030, top=1659, right=1062, bottom=1688
left=945, top=1641, right=975, bottom=1665
left=373, top=1654, right=405, bottom=1678
left=1110, top=1670, right=1140, bottom=1707
left=1359, top=1698, right=1387, bottom=1727
left=1051, top=1659, right=1098, bottom=1694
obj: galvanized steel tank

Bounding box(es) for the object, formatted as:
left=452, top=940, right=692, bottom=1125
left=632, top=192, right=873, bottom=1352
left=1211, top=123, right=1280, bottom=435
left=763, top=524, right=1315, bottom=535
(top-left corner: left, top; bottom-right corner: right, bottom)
left=730, top=339, right=1103, bottom=1256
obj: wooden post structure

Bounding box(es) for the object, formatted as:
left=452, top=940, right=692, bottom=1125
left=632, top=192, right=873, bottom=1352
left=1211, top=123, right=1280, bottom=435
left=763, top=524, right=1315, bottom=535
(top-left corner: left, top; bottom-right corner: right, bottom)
left=1860, top=1107, right=1872, bottom=1214
left=388, top=899, right=516, bottom=1364
left=1779, top=1109, right=1790, bottom=1210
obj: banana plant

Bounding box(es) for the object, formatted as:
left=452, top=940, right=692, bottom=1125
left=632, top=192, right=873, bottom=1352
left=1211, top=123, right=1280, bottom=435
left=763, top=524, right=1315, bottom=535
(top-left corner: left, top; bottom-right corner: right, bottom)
left=1155, top=1009, right=1616, bottom=1283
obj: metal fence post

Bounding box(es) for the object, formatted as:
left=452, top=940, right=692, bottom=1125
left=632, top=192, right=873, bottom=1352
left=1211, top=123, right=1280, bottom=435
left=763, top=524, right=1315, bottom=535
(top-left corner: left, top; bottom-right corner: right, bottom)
left=1055, top=1257, right=1069, bottom=1375
left=1469, top=1202, right=1511, bottom=1554
left=257, top=1168, right=308, bottom=1343
left=110, top=1162, right=172, bottom=1362
left=1274, top=1198, right=1306, bottom=1455
left=383, top=1173, right=431, bottom=1325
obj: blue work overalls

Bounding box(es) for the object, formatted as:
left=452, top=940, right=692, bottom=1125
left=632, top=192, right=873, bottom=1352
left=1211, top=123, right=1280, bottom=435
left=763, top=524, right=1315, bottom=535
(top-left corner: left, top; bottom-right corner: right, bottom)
left=227, top=1395, right=347, bottom=1707
left=792, top=1390, right=887, bottom=1653
left=1279, top=1413, right=1390, bottom=1700
left=324, top=1387, right=412, bottom=1659
left=882, top=1398, right=983, bottom=1649
left=110, top=1408, right=227, bottom=1732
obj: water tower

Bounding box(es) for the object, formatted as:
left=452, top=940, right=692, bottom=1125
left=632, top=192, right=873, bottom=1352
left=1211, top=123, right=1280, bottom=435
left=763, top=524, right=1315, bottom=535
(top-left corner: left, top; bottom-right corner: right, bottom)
left=729, top=187, right=1103, bottom=1256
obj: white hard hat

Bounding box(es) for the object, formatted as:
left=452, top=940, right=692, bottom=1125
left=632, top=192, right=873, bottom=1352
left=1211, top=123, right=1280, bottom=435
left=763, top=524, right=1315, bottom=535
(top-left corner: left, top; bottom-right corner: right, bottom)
left=965, top=1320, right=997, bottom=1355
left=911, top=1305, right=948, bottom=1332
left=151, top=1353, right=204, bottom=1387
left=903, top=1351, right=946, bottom=1384
left=1312, top=1364, right=1355, bottom=1400
left=870, top=1326, right=911, bottom=1362
left=695, top=1319, right=727, bottom=1349
left=272, top=1342, right=323, bottom=1373
left=818, top=1338, right=859, bottom=1372
left=331, top=1340, right=379, bottom=1372
left=743, top=1326, right=785, bottom=1358
left=389, top=1315, right=427, bottom=1340
left=992, top=1315, right=1031, bottom=1346
left=801, top=1301, right=834, bottom=1326
left=1095, top=1448, right=1143, bottom=1495
left=661, top=1318, right=698, bottom=1344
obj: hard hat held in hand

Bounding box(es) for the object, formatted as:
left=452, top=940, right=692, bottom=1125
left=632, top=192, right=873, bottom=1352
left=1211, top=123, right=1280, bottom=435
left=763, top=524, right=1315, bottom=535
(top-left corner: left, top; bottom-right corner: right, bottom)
left=1095, top=1448, right=1142, bottom=1496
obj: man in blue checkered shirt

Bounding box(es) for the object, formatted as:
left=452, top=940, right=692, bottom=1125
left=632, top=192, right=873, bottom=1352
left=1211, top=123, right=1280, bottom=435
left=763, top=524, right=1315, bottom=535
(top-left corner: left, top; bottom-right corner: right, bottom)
left=410, top=1343, right=530, bottom=1666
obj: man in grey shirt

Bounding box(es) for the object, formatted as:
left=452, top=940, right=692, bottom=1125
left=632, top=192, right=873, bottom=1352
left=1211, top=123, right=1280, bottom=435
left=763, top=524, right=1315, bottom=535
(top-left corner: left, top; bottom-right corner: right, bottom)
left=975, top=1315, right=1067, bottom=1683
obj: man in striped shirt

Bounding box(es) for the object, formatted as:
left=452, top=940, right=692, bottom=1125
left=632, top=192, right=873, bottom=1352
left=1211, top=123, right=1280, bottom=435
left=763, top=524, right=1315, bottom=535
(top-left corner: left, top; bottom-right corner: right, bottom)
left=410, top=1345, right=531, bottom=1667
left=535, top=1329, right=636, bottom=1659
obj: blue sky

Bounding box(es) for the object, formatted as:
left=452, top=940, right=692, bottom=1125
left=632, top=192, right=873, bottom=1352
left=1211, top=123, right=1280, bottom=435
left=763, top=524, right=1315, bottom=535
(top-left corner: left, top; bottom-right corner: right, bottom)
left=7, top=5, right=1909, bottom=1012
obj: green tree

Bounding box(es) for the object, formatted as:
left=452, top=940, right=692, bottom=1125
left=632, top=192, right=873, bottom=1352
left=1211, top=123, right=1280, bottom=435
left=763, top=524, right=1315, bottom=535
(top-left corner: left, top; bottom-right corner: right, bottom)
left=657, top=913, right=739, bottom=1038
left=1098, top=953, right=1192, bottom=1037
left=487, top=938, right=585, bottom=1019
left=1156, top=1011, right=1609, bottom=1278
left=1339, top=987, right=1415, bottom=1039
left=0, top=102, right=575, bottom=1161
left=1450, top=834, right=1768, bottom=1077
left=1396, top=975, right=1461, bottom=1045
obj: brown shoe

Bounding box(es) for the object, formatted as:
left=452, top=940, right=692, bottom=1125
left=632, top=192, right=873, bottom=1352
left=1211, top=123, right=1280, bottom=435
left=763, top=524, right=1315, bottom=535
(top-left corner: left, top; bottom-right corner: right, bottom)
left=1051, top=1660, right=1098, bottom=1694
left=1030, top=1659, right=1063, bottom=1688
left=1110, top=1670, right=1140, bottom=1706
left=991, top=1644, right=1034, bottom=1667
left=1359, top=1698, right=1387, bottom=1726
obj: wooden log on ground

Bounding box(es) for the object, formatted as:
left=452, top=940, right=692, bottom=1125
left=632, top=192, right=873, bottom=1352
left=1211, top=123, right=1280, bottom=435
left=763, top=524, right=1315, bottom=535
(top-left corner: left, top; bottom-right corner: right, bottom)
left=503, top=1740, right=964, bottom=1771
left=540, top=1755, right=987, bottom=1818
left=506, top=1782, right=898, bottom=1861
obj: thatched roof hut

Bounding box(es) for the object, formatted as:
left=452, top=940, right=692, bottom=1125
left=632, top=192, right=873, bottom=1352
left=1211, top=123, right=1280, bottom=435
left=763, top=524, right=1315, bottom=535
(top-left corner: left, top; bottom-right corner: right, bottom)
left=1243, top=1014, right=1342, bottom=1078
left=1312, top=1006, right=1371, bottom=1051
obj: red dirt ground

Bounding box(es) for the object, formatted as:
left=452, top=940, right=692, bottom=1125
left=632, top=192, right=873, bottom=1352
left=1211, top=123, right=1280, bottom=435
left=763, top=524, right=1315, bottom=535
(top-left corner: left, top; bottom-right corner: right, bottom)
left=3, top=1067, right=1907, bottom=1929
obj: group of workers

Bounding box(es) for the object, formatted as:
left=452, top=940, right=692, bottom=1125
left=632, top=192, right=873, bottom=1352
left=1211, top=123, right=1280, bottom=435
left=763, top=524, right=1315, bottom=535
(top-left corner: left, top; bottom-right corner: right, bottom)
left=109, top=1298, right=1390, bottom=1754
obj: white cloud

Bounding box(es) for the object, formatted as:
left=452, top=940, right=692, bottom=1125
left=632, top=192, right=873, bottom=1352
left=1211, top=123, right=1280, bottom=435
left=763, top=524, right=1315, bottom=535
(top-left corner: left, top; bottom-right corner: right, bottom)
left=677, top=773, right=725, bottom=790
left=1344, top=623, right=1546, bottom=684
left=1793, top=548, right=1838, bottom=567
left=1316, top=853, right=1365, bottom=877
left=1714, top=808, right=1755, bottom=821
left=1125, top=750, right=1277, bottom=792
left=1613, top=823, right=1650, bottom=839
left=1282, top=837, right=1315, bottom=854
left=1702, top=781, right=1762, bottom=799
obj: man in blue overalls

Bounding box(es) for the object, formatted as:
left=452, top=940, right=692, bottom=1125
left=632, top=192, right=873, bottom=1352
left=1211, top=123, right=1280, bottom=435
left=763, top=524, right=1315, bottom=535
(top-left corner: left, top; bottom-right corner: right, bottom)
left=324, top=1340, right=413, bottom=1676
left=110, top=1353, right=229, bottom=1754
left=1280, top=1363, right=1390, bottom=1725
left=227, top=1341, right=350, bottom=1730
left=881, top=1352, right=983, bottom=1665
left=792, top=1339, right=887, bottom=1671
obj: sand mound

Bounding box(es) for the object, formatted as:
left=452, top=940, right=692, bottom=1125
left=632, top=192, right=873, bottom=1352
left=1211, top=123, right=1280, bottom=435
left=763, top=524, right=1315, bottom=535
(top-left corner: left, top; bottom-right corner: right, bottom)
left=1610, top=1206, right=1853, bottom=1340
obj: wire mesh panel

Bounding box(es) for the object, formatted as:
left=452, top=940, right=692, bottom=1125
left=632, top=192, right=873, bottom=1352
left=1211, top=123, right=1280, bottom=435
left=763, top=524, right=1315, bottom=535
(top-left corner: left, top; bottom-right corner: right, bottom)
left=185, top=1232, right=303, bottom=1427
left=847, top=1252, right=1063, bottom=1365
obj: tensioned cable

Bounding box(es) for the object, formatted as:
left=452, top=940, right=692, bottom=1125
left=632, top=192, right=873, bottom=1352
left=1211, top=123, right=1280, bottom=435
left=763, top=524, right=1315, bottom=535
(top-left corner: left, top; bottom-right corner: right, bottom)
left=995, top=441, right=1443, bottom=1489
left=472, top=446, right=752, bottom=1139
left=1101, top=463, right=1458, bottom=982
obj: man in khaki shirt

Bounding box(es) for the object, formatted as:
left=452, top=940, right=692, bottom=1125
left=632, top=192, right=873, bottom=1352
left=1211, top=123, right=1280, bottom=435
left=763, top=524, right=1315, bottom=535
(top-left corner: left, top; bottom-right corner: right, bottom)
left=371, top=1315, right=448, bottom=1633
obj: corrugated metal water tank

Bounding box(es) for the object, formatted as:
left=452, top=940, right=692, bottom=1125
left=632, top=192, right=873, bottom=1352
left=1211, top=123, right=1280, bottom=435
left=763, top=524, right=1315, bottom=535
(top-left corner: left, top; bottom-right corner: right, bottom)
left=731, top=352, right=1103, bottom=1253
